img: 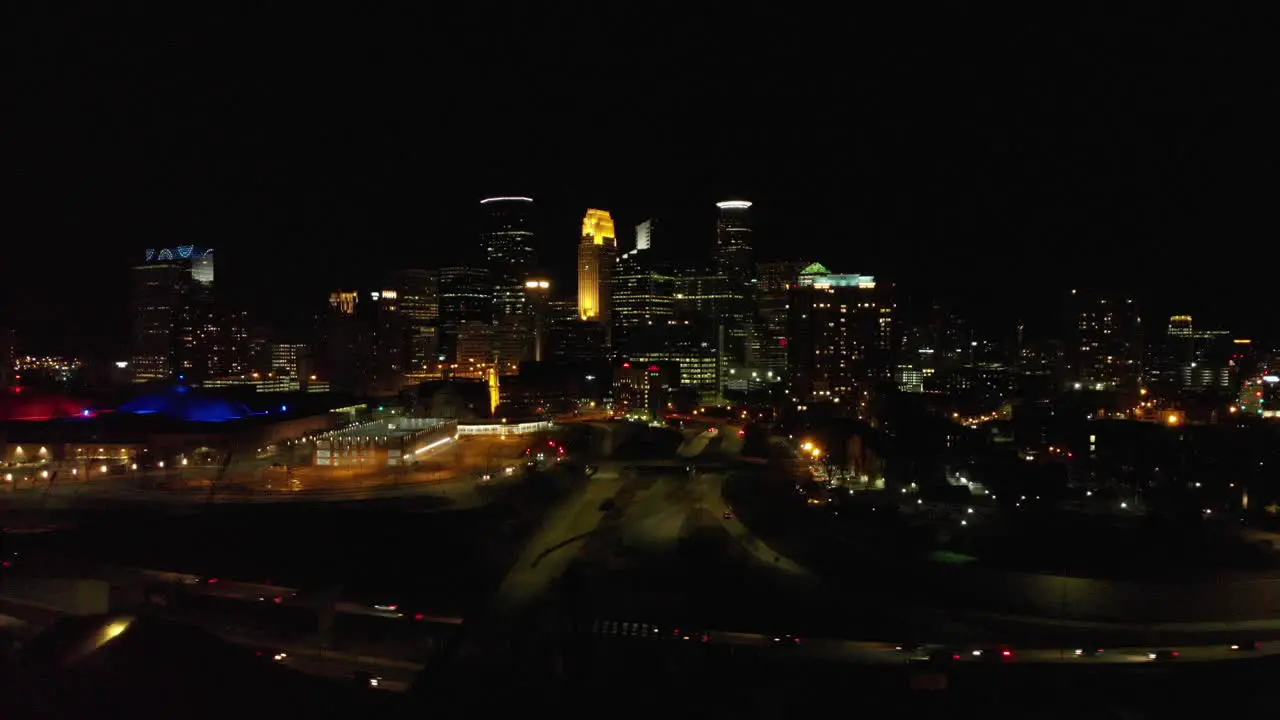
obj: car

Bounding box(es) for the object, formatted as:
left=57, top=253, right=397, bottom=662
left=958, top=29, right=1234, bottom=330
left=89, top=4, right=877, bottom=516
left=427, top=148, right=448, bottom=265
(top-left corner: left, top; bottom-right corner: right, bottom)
left=927, top=649, right=963, bottom=664
left=351, top=670, right=381, bottom=688
left=252, top=648, right=288, bottom=663
left=1229, top=641, right=1262, bottom=652
left=1074, top=647, right=1106, bottom=657
left=1147, top=649, right=1180, bottom=661
left=896, top=643, right=929, bottom=658
left=672, top=627, right=710, bottom=643
left=771, top=634, right=801, bottom=645
left=722, top=510, right=735, bottom=520
left=973, top=645, right=1016, bottom=662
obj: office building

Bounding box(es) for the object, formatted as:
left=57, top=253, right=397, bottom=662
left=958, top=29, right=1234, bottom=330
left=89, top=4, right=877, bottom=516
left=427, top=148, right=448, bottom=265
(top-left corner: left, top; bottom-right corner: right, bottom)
left=756, top=260, right=809, bottom=377
left=613, top=220, right=674, bottom=353
left=481, top=196, right=536, bottom=318
left=395, top=268, right=440, bottom=372
left=786, top=263, right=893, bottom=415
left=439, top=266, right=493, bottom=363
left=315, top=290, right=372, bottom=393
left=627, top=321, right=720, bottom=403
left=714, top=200, right=754, bottom=284
left=1064, top=290, right=1142, bottom=392
left=130, top=245, right=216, bottom=383
left=577, top=209, right=617, bottom=326
left=524, top=279, right=552, bottom=362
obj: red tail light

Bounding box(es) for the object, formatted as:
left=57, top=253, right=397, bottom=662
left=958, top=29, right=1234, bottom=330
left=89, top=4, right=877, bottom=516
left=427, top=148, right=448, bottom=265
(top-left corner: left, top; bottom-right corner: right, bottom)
left=414, top=613, right=424, bottom=620
left=1002, top=650, right=1012, bottom=657
left=272, top=596, right=283, bottom=604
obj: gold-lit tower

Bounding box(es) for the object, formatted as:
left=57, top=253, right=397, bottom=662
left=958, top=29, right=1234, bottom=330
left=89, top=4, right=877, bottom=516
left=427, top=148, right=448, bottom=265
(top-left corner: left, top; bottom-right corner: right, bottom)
left=577, top=209, right=617, bottom=323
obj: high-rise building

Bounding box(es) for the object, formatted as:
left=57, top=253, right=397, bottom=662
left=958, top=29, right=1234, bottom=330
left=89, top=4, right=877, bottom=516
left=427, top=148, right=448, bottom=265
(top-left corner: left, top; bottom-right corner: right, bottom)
left=439, top=266, right=493, bottom=363
left=1150, top=314, right=1233, bottom=394
left=130, top=246, right=216, bottom=383
left=1064, top=290, right=1142, bottom=392
left=613, top=220, right=674, bottom=354
left=480, top=197, right=536, bottom=318
left=316, top=290, right=372, bottom=394
left=786, top=264, right=893, bottom=416
left=713, top=201, right=758, bottom=369
left=395, top=269, right=440, bottom=372
left=523, top=279, right=552, bottom=362
left=756, top=260, right=809, bottom=377
left=577, top=209, right=617, bottom=327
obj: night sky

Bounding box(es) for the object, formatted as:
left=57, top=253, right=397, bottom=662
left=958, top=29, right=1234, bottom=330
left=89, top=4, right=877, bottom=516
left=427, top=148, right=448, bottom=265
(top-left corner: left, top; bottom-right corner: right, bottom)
left=1, top=5, right=1269, bottom=359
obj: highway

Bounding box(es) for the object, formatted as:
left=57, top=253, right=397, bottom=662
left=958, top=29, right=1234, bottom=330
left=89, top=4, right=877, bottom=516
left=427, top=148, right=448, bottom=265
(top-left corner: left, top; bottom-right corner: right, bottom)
left=579, top=626, right=1280, bottom=665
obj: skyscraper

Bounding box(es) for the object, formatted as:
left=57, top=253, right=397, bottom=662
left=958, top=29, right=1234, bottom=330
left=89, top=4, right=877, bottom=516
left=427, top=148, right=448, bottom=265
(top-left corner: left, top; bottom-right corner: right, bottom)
left=713, top=200, right=757, bottom=370
left=130, top=245, right=216, bottom=383
left=714, top=200, right=754, bottom=284
left=756, top=259, right=809, bottom=376
left=395, top=269, right=440, bottom=372
left=577, top=209, right=617, bottom=324
left=613, top=221, right=674, bottom=354
left=480, top=197, right=536, bottom=318
left=439, top=266, right=493, bottom=363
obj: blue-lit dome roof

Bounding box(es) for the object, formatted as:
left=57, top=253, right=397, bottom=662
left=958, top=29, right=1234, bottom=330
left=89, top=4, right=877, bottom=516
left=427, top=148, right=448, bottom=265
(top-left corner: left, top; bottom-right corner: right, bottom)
left=119, top=385, right=252, bottom=422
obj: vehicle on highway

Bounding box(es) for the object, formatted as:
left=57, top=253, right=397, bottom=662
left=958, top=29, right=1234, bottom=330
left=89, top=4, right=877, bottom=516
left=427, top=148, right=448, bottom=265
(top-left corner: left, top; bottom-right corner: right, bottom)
left=1074, top=647, right=1106, bottom=657
left=895, top=643, right=930, bottom=659
left=926, top=648, right=963, bottom=664
left=351, top=670, right=382, bottom=688
left=1148, top=649, right=1180, bottom=661
left=672, top=627, right=710, bottom=643
left=1229, top=641, right=1262, bottom=651
left=771, top=634, right=801, bottom=645
left=252, top=648, right=288, bottom=663
left=972, top=645, right=1016, bottom=662
left=722, top=510, right=734, bottom=519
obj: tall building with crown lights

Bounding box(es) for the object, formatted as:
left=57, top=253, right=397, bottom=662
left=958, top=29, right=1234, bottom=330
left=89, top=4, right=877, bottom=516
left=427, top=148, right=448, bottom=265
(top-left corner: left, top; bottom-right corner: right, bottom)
left=130, top=245, right=216, bottom=383
left=715, top=200, right=754, bottom=284
left=480, top=197, right=536, bottom=318
left=577, top=209, right=617, bottom=327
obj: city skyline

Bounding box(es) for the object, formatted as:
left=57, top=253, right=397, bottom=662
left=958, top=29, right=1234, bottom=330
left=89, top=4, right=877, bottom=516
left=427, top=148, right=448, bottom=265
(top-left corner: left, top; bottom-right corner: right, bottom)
left=2, top=7, right=1265, bottom=356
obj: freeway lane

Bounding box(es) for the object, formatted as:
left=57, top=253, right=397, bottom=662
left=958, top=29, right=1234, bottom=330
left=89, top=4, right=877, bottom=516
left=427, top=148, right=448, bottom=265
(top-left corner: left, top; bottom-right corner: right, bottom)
left=579, top=627, right=1280, bottom=665
left=489, top=466, right=624, bottom=619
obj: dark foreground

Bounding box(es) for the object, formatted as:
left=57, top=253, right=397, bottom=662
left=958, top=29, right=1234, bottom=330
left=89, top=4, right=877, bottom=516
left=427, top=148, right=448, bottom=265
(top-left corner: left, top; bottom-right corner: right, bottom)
left=4, top=616, right=1275, bottom=719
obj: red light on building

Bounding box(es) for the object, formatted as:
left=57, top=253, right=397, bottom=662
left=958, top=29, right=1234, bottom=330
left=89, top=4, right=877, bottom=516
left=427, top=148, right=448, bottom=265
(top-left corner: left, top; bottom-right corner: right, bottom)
left=648, top=365, right=661, bottom=372
left=622, top=362, right=631, bottom=368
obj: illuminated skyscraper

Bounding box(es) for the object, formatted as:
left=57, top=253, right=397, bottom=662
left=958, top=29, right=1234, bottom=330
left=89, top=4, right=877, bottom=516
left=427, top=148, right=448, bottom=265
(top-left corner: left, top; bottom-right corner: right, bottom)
left=577, top=209, right=617, bottom=324
left=613, top=223, right=674, bottom=354
left=480, top=197, right=536, bottom=317
left=714, top=200, right=754, bottom=284
left=713, top=200, right=757, bottom=370
left=130, top=246, right=216, bottom=383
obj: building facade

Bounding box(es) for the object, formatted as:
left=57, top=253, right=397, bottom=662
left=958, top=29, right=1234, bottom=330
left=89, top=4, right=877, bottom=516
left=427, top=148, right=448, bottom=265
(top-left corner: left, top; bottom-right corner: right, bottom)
left=1064, top=290, right=1142, bottom=392
left=481, top=197, right=536, bottom=318
left=577, top=209, right=617, bottom=327
left=786, top=264, right=893, bottom=415
left=130, top=246, right=216, bottom=383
